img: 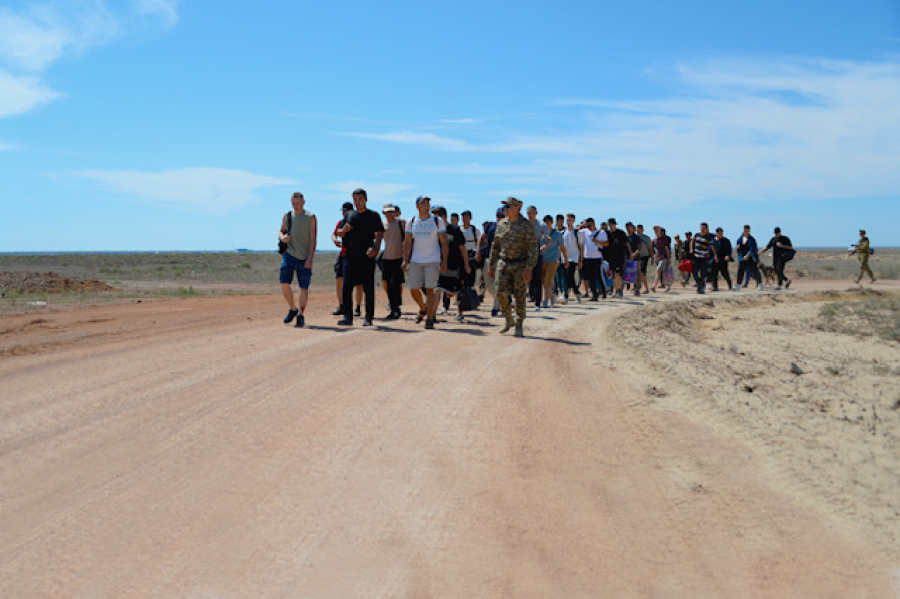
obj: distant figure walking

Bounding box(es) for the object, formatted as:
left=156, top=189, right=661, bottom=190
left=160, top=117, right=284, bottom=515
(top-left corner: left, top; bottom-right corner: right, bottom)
left=710, top=227, right=733, bottom=291
left=691, top=223, right=717, bottom=294
left=763, top=227, right=794, bottom=289
left=735, top=224, right=763, bottom=290
left=850, top=229, right=876, bottom=284
left=278, top=192, right=317, bottom=328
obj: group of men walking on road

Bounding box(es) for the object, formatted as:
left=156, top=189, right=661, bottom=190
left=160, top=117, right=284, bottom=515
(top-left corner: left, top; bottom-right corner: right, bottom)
left=277, top=189, right=877, bottom=336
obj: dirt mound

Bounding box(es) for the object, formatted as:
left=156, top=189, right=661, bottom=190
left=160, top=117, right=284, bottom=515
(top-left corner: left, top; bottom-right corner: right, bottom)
left=0, top=271, right=115, bottom=294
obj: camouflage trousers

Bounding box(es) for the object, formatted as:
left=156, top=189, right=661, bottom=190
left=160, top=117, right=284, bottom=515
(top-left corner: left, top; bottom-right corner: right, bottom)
left=496, top=261, right=527, bottom=324
left=858, top=255, right=874, bottom=280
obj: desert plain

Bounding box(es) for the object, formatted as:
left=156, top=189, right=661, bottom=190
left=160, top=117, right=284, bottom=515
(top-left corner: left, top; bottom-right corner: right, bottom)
left=1, top=249, right=899, bottom=597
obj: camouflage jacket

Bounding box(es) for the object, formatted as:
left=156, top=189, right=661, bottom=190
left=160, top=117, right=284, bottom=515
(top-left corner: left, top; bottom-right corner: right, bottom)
left=489, top=216, right=538, bottom=271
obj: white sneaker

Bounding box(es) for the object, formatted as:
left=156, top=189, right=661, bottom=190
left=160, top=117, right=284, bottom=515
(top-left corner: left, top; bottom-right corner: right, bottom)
left=757, top=283, right=765, bottom=291
left=559, top=297, right=568, bottom=305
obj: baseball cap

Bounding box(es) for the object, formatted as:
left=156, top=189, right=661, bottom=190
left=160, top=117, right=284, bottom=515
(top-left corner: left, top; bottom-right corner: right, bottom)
left=608, top=217, right=617, bottom=225
left=496, top=207, right=505, bottom=216
left=415, top=195, right=431, bottom=205
left=502, top=197, right=523, bottom=207
left=382, top=203, right=397, bottom=212
left=341, top=201, right=353, bottom=211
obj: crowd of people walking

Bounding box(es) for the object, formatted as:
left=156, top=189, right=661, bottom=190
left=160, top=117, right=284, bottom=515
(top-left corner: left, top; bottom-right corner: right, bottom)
left=276, top=189, right=873, bottom=336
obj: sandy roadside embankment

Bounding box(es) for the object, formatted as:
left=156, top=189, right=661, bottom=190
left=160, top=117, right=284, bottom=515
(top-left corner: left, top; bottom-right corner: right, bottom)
left=1, top=281, right=899, bottom=596
left=607, top=284, right=900, bottom=556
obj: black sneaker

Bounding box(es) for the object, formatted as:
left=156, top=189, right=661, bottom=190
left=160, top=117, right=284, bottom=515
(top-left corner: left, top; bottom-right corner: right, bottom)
left=284, top=308, right=299, bottom=323
left=362, top=319, right=373, bottom=327
left=337, top=318, right=353, bottom=326
left=294, top=314, right=305, bottom=328
left=424, top=319, right=435, bottom=329
left=332, top=306, right=343, bottom=315
left=354, top=306, right=361, bottom=317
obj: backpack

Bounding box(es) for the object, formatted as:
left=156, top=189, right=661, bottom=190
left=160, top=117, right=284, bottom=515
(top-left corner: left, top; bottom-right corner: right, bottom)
left=277, top=211, right=293, bottom=254
left=458, top=286, right=482, bottom=312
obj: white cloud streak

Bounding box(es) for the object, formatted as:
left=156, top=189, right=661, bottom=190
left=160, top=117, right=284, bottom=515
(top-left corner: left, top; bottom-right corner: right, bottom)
left=347, top=131, right=469, bottom=151
left=356, top=58, right=900, bottom=206
left=73, top=167, right=294, bottom=212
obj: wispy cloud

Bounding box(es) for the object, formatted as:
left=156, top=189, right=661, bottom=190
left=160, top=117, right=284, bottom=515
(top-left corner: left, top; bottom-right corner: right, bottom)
left=358, top=58, right=900, bottom=206
left=0, top=69, right=60, bottom=117
left=346, top=131, right=469, bottom=151
left=131, top=0, right=178, bottom=28
left=0, top=1, right=178, bottom=118
left=73, top=167, right=294, bottom=212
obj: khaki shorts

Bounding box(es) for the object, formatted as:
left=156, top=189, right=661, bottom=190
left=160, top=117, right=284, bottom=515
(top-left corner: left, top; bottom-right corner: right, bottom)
left=408, top=262, right=440, bottom=289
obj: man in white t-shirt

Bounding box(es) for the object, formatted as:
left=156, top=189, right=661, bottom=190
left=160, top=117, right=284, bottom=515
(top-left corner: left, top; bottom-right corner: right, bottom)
left=561, top=213, right=583, bottom=303
left=580, top=218, right=607, bottom=300
left=460, top=210, right=480, bottom=289
left=402, top=195, right=449, bottom=330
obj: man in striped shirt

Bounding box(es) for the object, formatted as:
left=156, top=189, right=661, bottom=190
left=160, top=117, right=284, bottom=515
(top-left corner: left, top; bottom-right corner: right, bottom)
left=690, top=222, right=718, bottom=295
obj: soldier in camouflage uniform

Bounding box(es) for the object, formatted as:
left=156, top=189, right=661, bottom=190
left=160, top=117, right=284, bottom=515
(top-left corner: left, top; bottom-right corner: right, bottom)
left=488, top=197, right=538, bottom=337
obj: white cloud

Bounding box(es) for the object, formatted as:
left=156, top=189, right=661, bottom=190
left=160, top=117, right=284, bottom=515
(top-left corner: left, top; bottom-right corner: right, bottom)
left=0, top=68, right=60, bottom=117
left=73, top=167, right=295, bottom=212
left=346, top=131, right=469, bottom=151
left=364, top=58, right=900, bottom=206
left=0, top=1, right=178, bottom=118
left=131, top=0, right=178, bottom=28
left=0, top=3, right=120, bottom=71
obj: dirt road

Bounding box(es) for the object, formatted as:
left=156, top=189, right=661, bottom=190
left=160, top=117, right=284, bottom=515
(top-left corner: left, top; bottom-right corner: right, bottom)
left=1, top=288, right=897, bottom=597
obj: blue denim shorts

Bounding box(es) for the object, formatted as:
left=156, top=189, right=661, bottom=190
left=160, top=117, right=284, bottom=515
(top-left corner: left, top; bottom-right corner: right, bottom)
left=280, top=252, right=312, bottom=288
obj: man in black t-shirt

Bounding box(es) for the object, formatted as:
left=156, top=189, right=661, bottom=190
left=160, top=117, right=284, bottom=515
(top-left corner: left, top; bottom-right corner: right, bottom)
left=336, top=188, right=384, bottom=326
left=605, top=218, right=631, bottom=298
left=762, top=227, right=794, bottom=289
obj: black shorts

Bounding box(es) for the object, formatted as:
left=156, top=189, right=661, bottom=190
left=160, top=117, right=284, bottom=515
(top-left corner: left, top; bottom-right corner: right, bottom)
left=609, top=258, right=626, bottom=275
left=334, top=254, right=344, bottom=278
left=639, top=257, right=650, bottom=274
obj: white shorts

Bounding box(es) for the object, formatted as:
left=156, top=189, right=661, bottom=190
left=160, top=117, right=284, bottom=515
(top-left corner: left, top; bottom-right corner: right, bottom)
left=656, top=258, right=669, bottom=272
left=408, top=262, right=440, bottom=289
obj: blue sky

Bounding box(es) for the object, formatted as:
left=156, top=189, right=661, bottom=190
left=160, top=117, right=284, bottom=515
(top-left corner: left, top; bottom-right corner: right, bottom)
left=1, top=0, right=899, bottom=251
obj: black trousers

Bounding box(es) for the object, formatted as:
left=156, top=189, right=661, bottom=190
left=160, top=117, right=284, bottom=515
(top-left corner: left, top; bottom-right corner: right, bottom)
left=693, top=257, right=710, bottom=290
left=774, top=256, right=788, bottom=286
left=582, top=258, right=606, bottom=298
left=737, top=259, right=762, bottom=286
left=380, top=258, right=403, bottom=312
left=342, top=256, right=376, bottom=321
left=710, top=259, right=732, bottom=289
left=529, top=254, right=543, bottom=305
left=564, top=262, right=580, bottom=298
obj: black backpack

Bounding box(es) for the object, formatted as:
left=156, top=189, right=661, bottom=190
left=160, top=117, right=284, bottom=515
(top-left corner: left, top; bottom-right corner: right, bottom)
left=277, top=212, right=293, bottom=254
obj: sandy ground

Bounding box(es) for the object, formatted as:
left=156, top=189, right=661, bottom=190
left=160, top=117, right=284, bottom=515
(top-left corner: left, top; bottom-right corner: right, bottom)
left=1, top=280, right=899, bottom=597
